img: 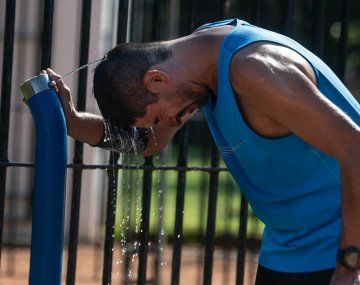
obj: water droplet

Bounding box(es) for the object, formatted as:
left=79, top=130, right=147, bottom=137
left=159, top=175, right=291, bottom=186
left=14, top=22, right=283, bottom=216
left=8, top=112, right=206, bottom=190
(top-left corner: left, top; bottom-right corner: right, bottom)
left=150, top=127, right=158, bottom=146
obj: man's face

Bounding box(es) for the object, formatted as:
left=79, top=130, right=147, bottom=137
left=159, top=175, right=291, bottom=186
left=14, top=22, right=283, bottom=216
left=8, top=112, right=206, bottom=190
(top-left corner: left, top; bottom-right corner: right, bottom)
left=133, top=82, right=209, bottom=128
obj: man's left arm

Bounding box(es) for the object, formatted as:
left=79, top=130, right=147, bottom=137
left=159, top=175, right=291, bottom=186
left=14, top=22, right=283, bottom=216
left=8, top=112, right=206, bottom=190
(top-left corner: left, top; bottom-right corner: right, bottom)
left=231, top=53, right=360, bottom=283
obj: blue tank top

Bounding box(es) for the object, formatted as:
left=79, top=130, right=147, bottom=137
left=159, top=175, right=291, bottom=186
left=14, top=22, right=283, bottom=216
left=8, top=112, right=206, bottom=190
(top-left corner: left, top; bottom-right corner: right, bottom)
left=198, top=19, right=360, bottom=272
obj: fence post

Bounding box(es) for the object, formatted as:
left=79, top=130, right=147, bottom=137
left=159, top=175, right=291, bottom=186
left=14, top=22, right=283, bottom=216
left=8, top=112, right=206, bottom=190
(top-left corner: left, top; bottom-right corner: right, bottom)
left=66, top=1, right=93, bottom=284
left=202, top=145, right=220, bottom=285
left=171, top=125, right=189, bottom=285
left=312, top=0, right=326, bottom=58
left=235, top=196, right=248, bottom=285
left=101, top=2, right=131, bottom=284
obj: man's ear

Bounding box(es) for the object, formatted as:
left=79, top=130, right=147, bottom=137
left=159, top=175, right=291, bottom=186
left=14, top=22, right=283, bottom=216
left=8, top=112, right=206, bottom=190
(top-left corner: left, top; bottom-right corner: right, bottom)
left=143, top=70, right=169, bottom=93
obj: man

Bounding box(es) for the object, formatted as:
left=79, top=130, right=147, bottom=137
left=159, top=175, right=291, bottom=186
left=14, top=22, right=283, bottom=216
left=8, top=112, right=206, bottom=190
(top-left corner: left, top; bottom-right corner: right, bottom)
left=46, top=18, right=360, bottom=284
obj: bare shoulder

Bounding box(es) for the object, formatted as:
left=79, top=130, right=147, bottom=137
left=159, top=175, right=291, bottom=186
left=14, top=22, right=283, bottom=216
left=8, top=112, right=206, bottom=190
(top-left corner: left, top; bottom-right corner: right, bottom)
left=227, top=42, right=321, bottom=138
left=230, top=42, right=317, bottom=94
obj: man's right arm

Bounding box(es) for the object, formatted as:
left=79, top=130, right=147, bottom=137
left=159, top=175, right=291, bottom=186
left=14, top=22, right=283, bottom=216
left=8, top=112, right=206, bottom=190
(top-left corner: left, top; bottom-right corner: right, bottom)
left=46, top=69, right=183, bottom=156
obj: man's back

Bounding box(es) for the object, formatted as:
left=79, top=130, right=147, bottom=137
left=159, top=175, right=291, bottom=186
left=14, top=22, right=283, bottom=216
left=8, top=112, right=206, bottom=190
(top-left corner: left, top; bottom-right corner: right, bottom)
left=200, top=18, right=360, bottom=273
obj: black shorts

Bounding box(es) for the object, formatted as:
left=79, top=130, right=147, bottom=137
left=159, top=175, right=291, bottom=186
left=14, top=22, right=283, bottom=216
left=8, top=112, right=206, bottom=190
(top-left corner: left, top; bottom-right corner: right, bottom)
left=255, top=264, right=335, bottom=285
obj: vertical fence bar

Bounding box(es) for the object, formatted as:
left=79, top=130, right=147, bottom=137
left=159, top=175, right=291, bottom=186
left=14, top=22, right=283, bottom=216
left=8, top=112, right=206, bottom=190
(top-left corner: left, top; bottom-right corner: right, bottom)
left=189, top=0, right=196, bottom=32
left=197, top=147, right=208, bottom=285
left=202, top=145, right=220, bottom=285
left=40, top=0, right=55, bottom=70
left=337, top=0, right=351, bottom=81
left=251, top=0, right=261, bottom=25
left=235, top=195, right=248, bottom=285
left=0, top=0, right=17, bottom=265
left=170, top=125, right=189, bottom=285
left=137, top=1, right=163, bottom=283
left=137, top=156, right=153, bottom=285
left=151, top=0, right=163, bottom=41
left=222, top=177, right=234, bottom=285
left=312, top=0, right=326, bottom=58
left=117, top=0, right=130, bottom=45
left=282, top=0, right=294, bottom=36
left=101, top=1, right=130, bottom=283
left=66, top=1, right=92, bottom=284
left=170, top=0, right=194, bottom=282
left=101, top=153, right=120, bottom=285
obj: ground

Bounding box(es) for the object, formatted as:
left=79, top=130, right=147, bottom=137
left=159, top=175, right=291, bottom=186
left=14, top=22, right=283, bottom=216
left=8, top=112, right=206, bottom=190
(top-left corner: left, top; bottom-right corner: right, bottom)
left=0, top=245, right=258, bottom=285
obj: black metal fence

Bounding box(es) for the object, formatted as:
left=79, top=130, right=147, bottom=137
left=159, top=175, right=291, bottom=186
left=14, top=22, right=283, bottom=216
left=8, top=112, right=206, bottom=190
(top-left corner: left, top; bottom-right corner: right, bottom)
left=0, top=0, right=357, bottom=284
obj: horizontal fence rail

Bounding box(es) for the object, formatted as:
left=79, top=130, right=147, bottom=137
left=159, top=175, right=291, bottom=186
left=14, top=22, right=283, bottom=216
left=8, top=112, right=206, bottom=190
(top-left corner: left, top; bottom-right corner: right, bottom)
left=0, top=161, right=229, bottom=172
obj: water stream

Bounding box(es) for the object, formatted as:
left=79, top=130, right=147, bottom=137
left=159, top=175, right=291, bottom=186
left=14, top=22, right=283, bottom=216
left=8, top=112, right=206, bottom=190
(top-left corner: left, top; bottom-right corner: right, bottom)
left=49, top=58, right=169, bottom=281
left=48, top=58, right=104, bottom=88
left=150, top=127, right=167, bottom=268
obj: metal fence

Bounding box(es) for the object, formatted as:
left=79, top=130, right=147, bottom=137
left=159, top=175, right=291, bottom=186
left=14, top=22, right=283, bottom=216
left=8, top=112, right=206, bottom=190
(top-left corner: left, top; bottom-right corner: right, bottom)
left=0, top=0, right=356, bottom=284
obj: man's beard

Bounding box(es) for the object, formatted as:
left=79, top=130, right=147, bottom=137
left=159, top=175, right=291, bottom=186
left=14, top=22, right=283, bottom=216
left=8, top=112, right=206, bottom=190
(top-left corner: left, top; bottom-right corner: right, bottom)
left=177, top=83, right=210, bottom=108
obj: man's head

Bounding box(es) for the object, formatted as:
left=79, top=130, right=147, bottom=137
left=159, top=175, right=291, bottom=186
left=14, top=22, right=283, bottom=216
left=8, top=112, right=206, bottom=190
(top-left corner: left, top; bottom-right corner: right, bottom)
left=93, top=41, right=209, bottom=130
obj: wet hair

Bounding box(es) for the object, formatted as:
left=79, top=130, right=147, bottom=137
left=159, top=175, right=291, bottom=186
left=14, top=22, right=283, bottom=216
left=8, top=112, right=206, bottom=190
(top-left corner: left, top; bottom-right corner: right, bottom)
left=93, top=42, right=172, bottom=130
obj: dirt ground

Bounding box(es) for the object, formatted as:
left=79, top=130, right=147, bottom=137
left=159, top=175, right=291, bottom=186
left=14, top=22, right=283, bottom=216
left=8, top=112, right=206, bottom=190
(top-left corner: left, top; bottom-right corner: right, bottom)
left=0, top=245, right=258, bottom=285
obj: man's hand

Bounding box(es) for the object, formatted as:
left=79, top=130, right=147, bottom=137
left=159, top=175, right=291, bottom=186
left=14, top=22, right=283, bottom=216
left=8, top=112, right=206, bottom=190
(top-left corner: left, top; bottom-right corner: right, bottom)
left=42, top=68, right=105, bottom=146
left=43, top=68, right=78, bottom=133
left=330, top=266, right=360, bottom=285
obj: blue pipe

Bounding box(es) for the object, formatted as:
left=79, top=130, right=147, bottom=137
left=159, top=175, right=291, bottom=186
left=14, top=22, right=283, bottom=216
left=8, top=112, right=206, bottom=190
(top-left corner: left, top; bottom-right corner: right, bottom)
left=21, top=74, right=67, bottom=285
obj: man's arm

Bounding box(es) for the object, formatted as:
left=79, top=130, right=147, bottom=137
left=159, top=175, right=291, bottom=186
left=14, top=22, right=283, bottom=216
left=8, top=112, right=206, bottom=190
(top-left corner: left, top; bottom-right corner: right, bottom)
left=231, top=46, right=360, bottom=283
left=46, top=69, right=183, bottom=155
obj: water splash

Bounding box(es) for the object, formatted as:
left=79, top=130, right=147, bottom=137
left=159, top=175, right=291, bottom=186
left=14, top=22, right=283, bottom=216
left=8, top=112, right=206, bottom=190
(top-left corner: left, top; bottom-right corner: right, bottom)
left=104, top=123, right=161, bottom=280
left=48, top=58, right=104, bottom=88
left=108, top=124, right=118, bottom=281
left=150, top=127, right=167, bottom=268
left=150, top=127, right=158, bottom=146
left=130, top=133, right=142, bottom=235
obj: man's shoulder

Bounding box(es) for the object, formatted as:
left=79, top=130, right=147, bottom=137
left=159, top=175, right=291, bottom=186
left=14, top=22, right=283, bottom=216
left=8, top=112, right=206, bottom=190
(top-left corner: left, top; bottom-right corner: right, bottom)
left=230, top=42, right=317, bottom=89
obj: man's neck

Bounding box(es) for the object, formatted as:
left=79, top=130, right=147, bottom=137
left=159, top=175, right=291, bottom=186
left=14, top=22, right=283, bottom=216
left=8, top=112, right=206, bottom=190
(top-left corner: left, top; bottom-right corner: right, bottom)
left=166, top=25, right=234, bottom=94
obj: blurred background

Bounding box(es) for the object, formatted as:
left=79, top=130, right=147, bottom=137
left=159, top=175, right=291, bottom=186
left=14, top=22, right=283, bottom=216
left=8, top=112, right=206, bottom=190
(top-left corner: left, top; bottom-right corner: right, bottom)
left=0, top=0, right=359, bottom=284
